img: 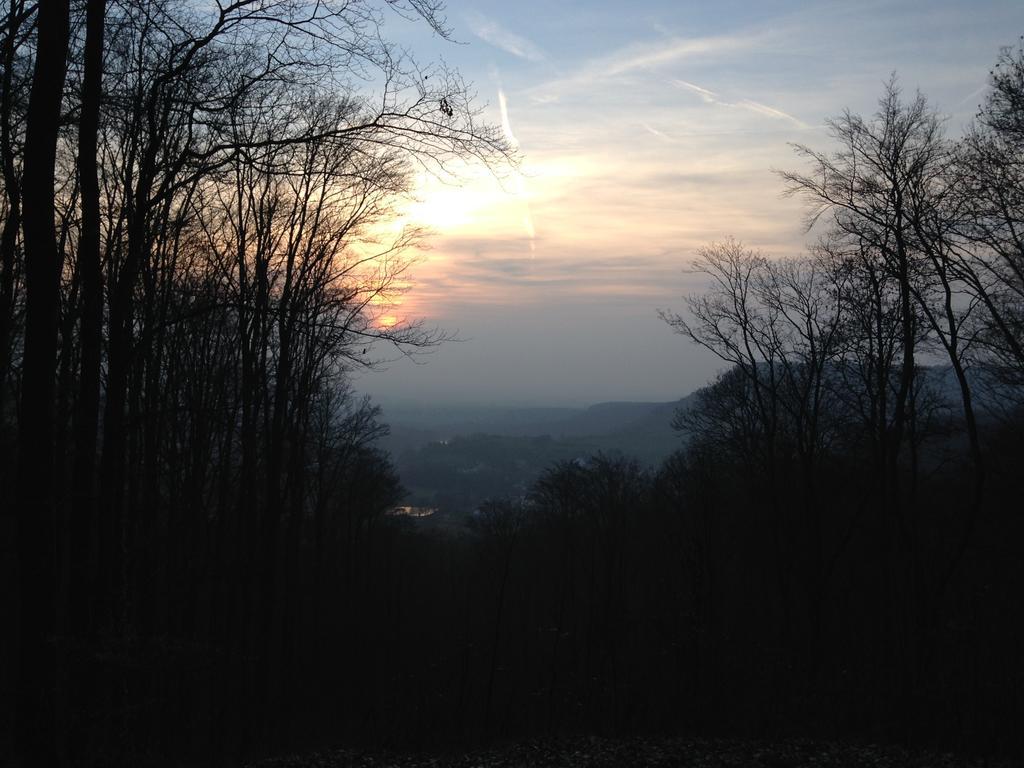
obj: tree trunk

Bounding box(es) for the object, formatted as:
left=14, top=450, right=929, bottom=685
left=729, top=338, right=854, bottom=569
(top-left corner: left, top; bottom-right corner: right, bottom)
left=0, top=0, right=25, bottom=477
left=68, top=1, right=105, bottom=756
left=17, top=0, right=71, bottom=762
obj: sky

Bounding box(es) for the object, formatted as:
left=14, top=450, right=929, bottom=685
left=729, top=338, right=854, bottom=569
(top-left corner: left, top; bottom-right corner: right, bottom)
left=355, top=0, right=1024, bottom=407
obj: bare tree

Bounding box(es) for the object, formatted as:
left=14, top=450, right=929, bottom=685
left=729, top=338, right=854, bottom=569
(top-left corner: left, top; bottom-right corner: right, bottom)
left=955, top=41, right=1024, bottom=393
left=779, top=82, right=938, bottom=503
left=1, top=0, right=512, bottom=761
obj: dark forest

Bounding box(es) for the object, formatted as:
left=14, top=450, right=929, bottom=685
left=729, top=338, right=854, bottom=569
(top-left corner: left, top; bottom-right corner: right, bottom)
left=2, top=1, right=1023, bottom=766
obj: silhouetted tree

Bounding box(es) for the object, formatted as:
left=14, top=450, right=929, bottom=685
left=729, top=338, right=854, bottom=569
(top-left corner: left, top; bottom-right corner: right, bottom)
left=2, top=0, right=511, bottom=763
left=16, top=0, right=71, bottom=762
left=956, top=41, right=1024, bottom=394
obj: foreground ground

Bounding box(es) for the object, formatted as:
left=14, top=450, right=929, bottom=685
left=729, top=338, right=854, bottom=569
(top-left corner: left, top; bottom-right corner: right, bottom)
left=250, top=736, right=1021, bottom=768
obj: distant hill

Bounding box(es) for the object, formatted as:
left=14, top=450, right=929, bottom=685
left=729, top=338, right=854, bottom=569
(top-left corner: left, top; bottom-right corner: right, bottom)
left=376, top=404, right=581, bottom=457
left=379, top=396, right=695, bottom=461
left=375, top=363, right=1024, bottom=516
left=378, top=395, right=696, bottom=513
left=506, top=399, right=695, bottom=465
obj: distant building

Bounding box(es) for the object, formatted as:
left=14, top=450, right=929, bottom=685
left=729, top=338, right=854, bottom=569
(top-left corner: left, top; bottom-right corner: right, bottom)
left=388, top=505, right=437, bottom=518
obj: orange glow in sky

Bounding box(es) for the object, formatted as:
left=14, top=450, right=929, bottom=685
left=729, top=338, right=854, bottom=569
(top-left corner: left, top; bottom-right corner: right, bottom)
left=357, top=2, right=1017, bottom=406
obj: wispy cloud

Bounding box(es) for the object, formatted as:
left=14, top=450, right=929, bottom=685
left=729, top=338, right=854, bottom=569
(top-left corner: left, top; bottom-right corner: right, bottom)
left=411, top=238, right=683, bottom=308
left=734, top=99, right=806, bottom=126
left=528, top=30, right=766, bottom=101
left=604, top=32, right=763, bottom=77
left=640, top=122, right=672, bottom=142
left=669, top=79, right=808, bottom=128
left=498, top=89, right=519, bottom=147
left=497, top=87, right=536, bottom=253
left=467, top=12, right=546, bottom=62
left=671, top=79, right=717, bottom=103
